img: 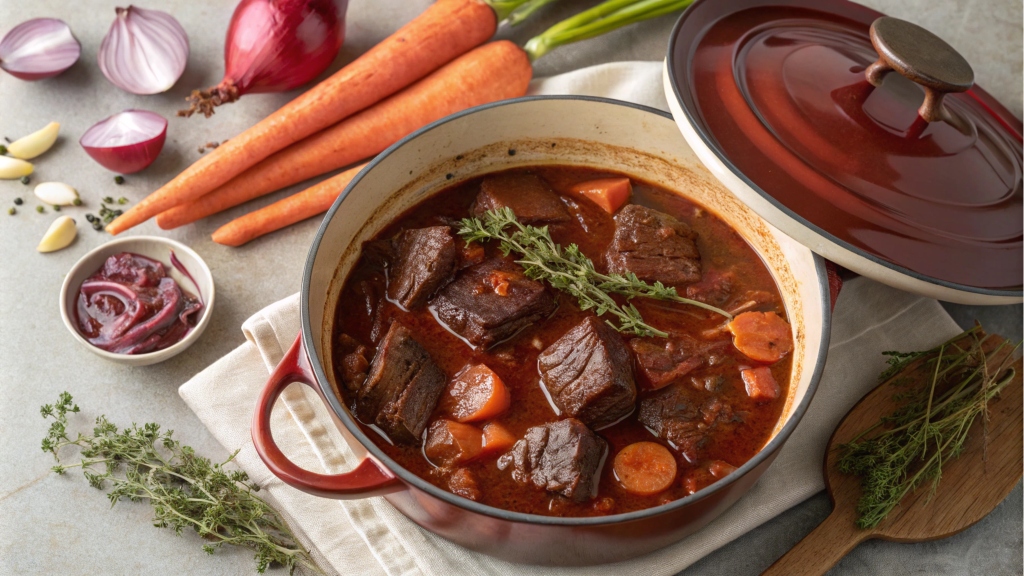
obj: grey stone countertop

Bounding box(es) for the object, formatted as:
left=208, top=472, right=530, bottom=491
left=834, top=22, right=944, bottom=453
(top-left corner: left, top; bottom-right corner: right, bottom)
left=0, top=0, right=1020, bottom=574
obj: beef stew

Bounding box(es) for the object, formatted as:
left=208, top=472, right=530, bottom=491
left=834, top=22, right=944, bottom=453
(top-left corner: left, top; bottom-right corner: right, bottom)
left=331, top=166, right=793, bottom=517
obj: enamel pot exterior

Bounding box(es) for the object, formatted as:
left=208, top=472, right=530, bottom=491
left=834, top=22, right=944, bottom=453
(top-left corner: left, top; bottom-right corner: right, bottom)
left=254, top=97, right=831, bottom=565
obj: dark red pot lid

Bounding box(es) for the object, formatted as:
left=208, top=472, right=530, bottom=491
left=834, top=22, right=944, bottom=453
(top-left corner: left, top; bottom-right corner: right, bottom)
left=667, top=0, right=1022, bottom=291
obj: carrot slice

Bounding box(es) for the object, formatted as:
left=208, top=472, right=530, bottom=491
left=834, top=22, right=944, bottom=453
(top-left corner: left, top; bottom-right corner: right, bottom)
left=424, top=420, right=484, bottom=467
left=440, top=364, right=511, bottom=423
left=568, top=177, right=631, bottom=214
left=726, top=311, right=793, bottom=363
left=480, top=421, right=516, bottom=457
left=106, top=0, right=497, bottom=234
left=613, top=441, right=678, bottom=496
left=740, top=366, right=780, bottom=401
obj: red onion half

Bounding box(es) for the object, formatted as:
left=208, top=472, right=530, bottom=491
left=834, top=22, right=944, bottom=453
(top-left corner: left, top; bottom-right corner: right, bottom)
left=0, top=18, right=81, bottom=80
left=180, top=0, right=348, bottom=118
left=80, top=110, right=168, bottom=174
left=99, top=6, right=190, bottom=95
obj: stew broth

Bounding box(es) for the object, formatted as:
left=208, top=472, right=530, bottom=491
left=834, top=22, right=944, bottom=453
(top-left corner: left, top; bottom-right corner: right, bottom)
left=331, top=166, right=791, bottom=517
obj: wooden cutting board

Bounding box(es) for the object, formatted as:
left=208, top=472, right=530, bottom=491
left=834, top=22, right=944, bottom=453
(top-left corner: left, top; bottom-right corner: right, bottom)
left=763, top=333, right=1022, bottom=575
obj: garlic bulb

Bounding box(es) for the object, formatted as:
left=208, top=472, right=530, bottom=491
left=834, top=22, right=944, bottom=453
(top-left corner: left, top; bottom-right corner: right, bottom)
left=38, top=215, right=77, bottom=252
left=98, top=6, right=189, bottom=95
left=7, top=121, right=60, bottom=159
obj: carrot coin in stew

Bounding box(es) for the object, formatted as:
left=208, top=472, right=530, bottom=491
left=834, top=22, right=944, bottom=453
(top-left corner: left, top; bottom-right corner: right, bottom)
left=331, top=167, right=793, bottom=517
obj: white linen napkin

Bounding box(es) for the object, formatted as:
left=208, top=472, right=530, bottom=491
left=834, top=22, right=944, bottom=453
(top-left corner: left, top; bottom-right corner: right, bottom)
left=179, top=62, right=963, bottom=576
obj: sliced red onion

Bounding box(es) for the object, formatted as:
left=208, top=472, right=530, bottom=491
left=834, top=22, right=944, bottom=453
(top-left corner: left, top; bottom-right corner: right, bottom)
left=0, top=18, right=81, bottom=80
left=99, top=6, right=189, bottom=94
left=80, top=110, right=168, bottom=174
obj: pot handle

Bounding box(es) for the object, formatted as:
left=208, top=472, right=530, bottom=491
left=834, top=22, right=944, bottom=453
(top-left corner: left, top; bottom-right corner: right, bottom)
left=251, top=335, right=401, bottom=499
left=864, top=17, right=973, bottom=129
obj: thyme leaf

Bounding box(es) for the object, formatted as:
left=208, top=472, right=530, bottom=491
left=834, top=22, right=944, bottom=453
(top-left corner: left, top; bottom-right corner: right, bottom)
left=458, top=207, right=731, bottom=337
left=41, top=392, right=322, bottom=575
left=836, top=327, right=1020, bottom=529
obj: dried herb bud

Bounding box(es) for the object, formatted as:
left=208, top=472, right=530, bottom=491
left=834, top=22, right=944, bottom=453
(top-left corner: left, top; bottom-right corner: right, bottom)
left=102, top=196, right=114, bottom=204
left=92, top=221, right=103, bottom=231
left=0, top=144, right=7, bottom=155
left=8, top=207, right=16, bottom=215
left=52, top=205, right=61, bottom=211
left=14, top=197, right=23, bottom=205
left=36, top=205, right=45, bottom=213
left=114, top=176, right=125, bottom=185
left=85, top=214, right=96, bottom=223
left=72, top=198, right=82, bottom=206
left=20, top=175, right=30, bottom=185
left=117, top=197, right=128, bottom=205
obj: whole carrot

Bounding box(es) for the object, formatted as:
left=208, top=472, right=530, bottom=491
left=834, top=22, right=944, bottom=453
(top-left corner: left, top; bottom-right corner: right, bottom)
left=212, top=163, right=367, bottom=246
left=157, top=40, right=532, bottom=230
left=107, top=0, right=498, bottom=234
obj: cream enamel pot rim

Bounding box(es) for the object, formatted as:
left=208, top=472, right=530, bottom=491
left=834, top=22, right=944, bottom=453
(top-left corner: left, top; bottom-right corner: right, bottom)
left=250, top=96, right=832, bottom=565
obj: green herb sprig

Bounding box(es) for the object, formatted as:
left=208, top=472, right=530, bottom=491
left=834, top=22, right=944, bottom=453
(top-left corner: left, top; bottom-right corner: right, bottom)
left=458, top=207, right=731, bottom=337
left=41, top=393, right=321, bottom=574
left=836, top=327, right=1019, bottom=529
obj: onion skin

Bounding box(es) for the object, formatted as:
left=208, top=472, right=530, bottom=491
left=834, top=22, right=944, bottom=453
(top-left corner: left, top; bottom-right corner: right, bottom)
left=0, top=18, right=81, bottom=80
left=80, top=110, right=168, bottom=174
left=180, top=0, right=348, bottom=118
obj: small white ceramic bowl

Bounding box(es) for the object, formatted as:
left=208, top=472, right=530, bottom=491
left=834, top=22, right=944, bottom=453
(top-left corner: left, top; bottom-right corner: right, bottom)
left=59, top=236, right=215, bottom=366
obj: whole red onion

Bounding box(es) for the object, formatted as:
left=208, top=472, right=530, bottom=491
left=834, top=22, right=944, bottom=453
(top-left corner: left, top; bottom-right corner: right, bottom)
left=180, top=0, right=348, bottom=118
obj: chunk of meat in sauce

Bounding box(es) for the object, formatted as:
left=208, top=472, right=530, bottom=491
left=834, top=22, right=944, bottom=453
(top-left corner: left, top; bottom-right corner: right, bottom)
left=385, top=226, right=458, bottom=309
left=356, top=323, right=446, bottom=444
left=683, top=460, right=738, bottom=495
left=497, top=418, right=607, bottom=503
left=471, top=173, right=570, bottom=223
left=336, top=333, right=370, bottom=392
left=424, top=419, right=484, bottom=467
left=629, top=336, right=727, bottom=390
left=741, top=366, right=780, bottom=401
left=606, top=204, right=702, bottom=285
left=431, top=258, right=557, bottom=349
left=448, top=467, right=482, bottom=501
left=538, top=316, right=636, bottom=429
left=638, top=384, right=735, bottom=463
left=685, top=269, right=733, bottom=306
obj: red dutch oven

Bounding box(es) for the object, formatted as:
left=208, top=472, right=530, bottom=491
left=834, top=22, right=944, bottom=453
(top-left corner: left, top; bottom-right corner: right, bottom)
left=250, top=96, right=832, bottom=565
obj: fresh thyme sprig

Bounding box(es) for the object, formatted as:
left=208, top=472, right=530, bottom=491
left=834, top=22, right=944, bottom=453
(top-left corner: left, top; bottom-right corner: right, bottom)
left=41, top=392, right=321, bottom=575
left=458, top=207, right=731, bottom=337
left=836, top=328, right=1019, bottom=529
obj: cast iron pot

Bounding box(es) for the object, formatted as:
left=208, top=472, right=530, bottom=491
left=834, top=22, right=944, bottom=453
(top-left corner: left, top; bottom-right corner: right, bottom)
left=251, top=97, right=832, bottom=565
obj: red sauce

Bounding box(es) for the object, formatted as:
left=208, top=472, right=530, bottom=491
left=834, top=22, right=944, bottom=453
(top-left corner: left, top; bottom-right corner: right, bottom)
left=75, top=252, right=202, bottom=354
left=331, top=167, right=792, bottom=517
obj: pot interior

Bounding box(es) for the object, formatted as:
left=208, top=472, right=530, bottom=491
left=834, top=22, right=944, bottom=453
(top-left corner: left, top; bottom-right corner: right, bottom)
left=303, top=97, right=828, bottom=511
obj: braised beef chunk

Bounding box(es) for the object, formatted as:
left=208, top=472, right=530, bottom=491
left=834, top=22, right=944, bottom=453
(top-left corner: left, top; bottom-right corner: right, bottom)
left=630, top=336, right=728, bottom=390
left=606, top=204, right=701, bottom=285
left=356, top=323, right=446, bottom=444
left=472, top=173, right=570, bottom=223
left=685, top=269, right=734, bottom=306
left=638, top=385, right=734, bottom=463
left=497, top=418, right=607, bottom=502
left=538, top=317, right=636, bottom=428
left=385, top=226, right=458, bottom=309
left=337, top=334, right=371, bottom=393
left=431, top=258, right=557, bottom=349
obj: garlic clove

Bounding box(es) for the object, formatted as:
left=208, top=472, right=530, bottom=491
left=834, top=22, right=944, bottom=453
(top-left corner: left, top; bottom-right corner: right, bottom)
left=0, top=156, right=34, bottom=179
left=37, top=215, right=77, bottom=252
left=34, top=181, right=79, bottom=205
left=7, top=121, right=60, bottom=159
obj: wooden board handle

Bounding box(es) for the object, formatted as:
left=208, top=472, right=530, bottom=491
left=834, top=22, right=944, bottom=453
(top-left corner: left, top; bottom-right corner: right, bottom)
left=762, top=510, right=870, bottom=576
